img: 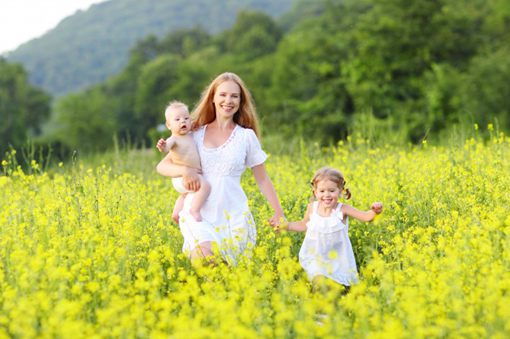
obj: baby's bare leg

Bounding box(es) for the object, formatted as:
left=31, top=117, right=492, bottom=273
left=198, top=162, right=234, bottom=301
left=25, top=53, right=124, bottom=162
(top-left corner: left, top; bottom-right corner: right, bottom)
left=189, top=176, right=211, bottom=222
left=172, top=194, right=186, bottom=223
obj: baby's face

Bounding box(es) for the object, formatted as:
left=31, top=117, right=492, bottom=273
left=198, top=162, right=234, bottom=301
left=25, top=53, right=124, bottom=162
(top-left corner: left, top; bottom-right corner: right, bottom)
left=166, top=107, right=191, bottom=135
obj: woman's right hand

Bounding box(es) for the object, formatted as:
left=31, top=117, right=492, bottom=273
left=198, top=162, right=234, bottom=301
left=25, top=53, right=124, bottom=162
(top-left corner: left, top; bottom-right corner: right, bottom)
left=182, top=167, right=202, bottom=192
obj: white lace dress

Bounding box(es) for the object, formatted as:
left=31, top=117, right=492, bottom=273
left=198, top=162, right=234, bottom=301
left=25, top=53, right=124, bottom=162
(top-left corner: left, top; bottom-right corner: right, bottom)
left=299, top=201, right=359, bottom=285
left=178, top=124, right=267, bottom=263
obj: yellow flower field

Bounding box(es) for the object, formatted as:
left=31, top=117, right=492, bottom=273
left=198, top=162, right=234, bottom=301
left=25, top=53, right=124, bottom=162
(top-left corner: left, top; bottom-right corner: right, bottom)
left=1, top=133, right=510, bottom=338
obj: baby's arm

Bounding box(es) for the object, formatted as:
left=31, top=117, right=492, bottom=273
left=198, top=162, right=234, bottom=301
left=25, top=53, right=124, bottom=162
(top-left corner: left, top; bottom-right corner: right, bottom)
left=156, top=137, right=176, bottom=153
left=285, top=203, right=313, bottom=232
left=341, top=202, right=383, bottom=222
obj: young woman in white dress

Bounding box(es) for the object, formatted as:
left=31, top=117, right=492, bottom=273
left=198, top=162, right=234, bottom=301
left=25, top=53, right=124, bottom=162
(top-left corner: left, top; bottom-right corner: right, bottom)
left=156, top=72, right=284, bottom=264
left=283, top=167, right=383, bottom=288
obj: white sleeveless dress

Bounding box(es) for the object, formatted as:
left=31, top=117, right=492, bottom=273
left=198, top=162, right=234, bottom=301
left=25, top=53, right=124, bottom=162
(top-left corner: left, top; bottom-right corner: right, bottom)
left=299, top=201, right=359, bottom=285
left=178, top=124, right=267, bottom=264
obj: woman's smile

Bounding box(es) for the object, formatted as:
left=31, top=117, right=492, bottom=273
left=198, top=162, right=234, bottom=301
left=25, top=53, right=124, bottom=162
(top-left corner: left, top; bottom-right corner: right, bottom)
left=214, top=80, right=241, bottom=118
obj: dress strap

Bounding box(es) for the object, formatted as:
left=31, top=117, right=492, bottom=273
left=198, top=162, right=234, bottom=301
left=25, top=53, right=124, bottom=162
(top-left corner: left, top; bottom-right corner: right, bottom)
left=335, top=202, right=344, bottom=219
left=312, top=201, right=319, bottom=214
left=335, top=202, right=343, bottom=212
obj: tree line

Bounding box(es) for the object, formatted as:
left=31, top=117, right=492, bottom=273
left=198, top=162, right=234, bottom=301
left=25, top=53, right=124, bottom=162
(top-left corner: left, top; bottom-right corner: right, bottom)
left=2, top=0, right=509, bottom=157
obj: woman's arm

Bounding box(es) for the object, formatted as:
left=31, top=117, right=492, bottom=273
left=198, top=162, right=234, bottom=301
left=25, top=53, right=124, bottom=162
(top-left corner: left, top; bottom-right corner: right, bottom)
left=341, top=202, right=383, bottom=222
left=156, top=155, right=201, bottom=192
left=285, top=203, right=312, bottom=232
left=251, top=164, right=285, bottom=225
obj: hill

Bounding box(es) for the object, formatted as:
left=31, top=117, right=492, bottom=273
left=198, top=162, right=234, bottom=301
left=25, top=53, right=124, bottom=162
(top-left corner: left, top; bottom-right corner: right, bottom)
left=6, top=0, right=295, bottom=96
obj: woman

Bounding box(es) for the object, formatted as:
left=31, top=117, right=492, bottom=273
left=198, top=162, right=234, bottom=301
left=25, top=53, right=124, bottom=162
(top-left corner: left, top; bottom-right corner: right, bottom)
left=157, top=72, right=284, bottom=264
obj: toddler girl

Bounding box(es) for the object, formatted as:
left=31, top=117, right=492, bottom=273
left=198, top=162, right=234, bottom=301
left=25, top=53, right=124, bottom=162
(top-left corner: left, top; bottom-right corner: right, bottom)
left=284, top=167, right=382, bottom=289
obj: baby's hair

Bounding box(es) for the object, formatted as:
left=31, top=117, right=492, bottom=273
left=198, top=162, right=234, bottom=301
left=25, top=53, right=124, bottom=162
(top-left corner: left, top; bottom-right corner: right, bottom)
left=310, top=167, right=351, bottom=200
left=165, top=100, right=189, bottom=121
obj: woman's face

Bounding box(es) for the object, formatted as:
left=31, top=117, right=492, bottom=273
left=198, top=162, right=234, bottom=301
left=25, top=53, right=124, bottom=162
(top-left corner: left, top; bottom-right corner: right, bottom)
left=213, top=80, right=241, bottom=120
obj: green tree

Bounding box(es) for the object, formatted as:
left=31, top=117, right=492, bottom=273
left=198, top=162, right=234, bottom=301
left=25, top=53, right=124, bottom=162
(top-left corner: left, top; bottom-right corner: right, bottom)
left=46, top=88, right=116, bottom=152
left=462, top=46, right=510, bottom=129
left=0, top=58, right=51, bottom=154
left=220, top=11, right=282, bottom=61
left=159, top=27, right=211, bottom=57
left=267, top=1, right=353, bottom=142
left=134, top=54, right=182, bottom=139
left=339, top=0, right=498, bottom=140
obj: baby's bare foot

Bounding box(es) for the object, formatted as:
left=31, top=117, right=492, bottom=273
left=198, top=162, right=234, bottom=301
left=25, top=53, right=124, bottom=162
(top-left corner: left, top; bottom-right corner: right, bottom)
left=172, top=213, right=179, bottom=224
left=190, top=210, right=202, bottom=222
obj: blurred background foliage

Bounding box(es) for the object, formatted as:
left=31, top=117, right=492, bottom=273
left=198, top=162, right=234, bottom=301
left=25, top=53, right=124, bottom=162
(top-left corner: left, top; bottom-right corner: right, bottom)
left=1, top=0, right=509, bottom=158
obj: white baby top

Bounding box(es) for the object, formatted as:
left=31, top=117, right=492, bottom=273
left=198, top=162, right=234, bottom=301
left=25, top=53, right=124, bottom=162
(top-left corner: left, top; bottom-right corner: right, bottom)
left=178, top=124, right=267, bottom=264
left=299, top=201, right=359, bottom=285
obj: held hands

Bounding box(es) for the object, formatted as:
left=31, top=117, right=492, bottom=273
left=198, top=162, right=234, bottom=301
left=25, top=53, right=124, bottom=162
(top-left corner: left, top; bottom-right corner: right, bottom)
left=156, top=138, right=167, bottom=152
left=269, top=211, right=285, bottom=227
left=269, top=214, right=288, bottom=232
left=371, top=202, right=383, bottom=215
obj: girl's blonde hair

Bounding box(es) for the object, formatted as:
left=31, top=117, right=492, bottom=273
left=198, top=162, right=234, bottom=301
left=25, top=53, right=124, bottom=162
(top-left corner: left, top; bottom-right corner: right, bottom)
left=310, top=167, right=351, bottom=200
left=191, top=72, right=261, bottom=137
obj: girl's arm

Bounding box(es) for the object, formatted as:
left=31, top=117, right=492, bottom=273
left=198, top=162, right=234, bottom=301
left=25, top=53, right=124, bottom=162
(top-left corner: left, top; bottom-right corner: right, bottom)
left=251, top=164, right=285, bottom=225
left=341, top=202, right=383, bottom=222
left=156, top=155, right=201, bottom=192
left=285, top=203, right=312, bottom=232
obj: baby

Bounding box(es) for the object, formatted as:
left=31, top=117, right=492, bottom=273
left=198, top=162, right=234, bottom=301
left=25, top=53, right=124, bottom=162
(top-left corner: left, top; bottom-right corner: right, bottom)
left=156, top=101, right=210, bottom=222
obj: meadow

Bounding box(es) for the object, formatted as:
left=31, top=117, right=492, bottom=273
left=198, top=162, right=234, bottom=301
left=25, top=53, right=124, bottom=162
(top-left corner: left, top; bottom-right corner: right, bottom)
left=1, top=129, right=509, bottom=338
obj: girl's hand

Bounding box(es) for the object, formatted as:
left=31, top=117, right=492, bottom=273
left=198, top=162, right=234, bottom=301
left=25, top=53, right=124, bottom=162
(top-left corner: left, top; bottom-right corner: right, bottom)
left=156, top=138, right=167, bottom=152
left=371, top=202, right=383, bottom=214
left=182, top=167, right=201, bottom=192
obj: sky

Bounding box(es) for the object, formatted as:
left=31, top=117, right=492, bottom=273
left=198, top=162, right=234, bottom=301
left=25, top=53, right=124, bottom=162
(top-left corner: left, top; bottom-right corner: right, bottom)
left=0, top=0, right=106, bottom=55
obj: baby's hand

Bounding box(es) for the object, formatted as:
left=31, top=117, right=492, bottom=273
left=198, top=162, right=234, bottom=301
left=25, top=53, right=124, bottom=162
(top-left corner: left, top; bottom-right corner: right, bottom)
left=156, top=138, right=166, bottom=152
left=371, top=202, right=383, bottom=214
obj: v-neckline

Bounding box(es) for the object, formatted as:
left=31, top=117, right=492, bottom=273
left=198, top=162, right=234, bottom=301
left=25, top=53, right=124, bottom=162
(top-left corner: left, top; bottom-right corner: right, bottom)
left=202, top=124, right=238, bottom=150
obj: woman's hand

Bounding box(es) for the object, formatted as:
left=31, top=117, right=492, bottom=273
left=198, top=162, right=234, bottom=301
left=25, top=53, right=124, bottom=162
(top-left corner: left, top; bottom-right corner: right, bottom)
left=371, top=202, right=383, bottom=214
left=182, top=167, right=202, bottom=192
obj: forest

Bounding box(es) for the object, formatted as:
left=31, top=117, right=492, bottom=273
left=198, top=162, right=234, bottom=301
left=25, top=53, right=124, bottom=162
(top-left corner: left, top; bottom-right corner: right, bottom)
left=1, top=0, right=509, bottom=157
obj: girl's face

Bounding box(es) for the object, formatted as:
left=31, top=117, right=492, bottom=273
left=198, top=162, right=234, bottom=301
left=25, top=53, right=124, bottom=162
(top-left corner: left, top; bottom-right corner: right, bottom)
left=314, top=179, right=341, bottom=208
left=213, top=80, right=241, bottom=120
